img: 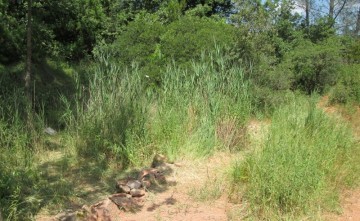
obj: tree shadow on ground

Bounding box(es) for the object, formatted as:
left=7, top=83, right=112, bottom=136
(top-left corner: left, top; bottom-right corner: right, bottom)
left=147, top=196, right=177, bottom=212
left=25, top=154, right=118, bottom=217
left=0, top=60, right=77, bottom=129
left=28, top=152, right=178, bottom=218
left=32, top=60, right=77, bottom=129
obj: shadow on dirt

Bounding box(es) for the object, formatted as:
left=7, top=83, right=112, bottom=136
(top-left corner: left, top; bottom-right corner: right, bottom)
left=33, top=154, right=119, bottom=216
left=147, top=196, right=177, bottom=212
left=31, top=153, right=178, bottom=218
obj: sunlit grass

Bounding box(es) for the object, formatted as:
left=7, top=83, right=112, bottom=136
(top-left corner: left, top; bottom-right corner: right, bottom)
left=65, top=48, right=253, bottom=167
left=230, top=96, right=360, bottom=219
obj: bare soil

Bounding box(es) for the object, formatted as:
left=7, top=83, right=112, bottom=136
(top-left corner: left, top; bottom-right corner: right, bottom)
left=119, top=153, right=240, bottom=221
left=35, top=120, right=268, bottom=221
left=35, top=152, right=244, bottom=221
left=336, top=189, right=360, bottom=221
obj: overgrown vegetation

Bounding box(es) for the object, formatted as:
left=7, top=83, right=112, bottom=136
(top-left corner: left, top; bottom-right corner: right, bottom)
left=1, top=0, right=360, bottom=220
left=230, top=96, right=360, bottom=219
left=66, top=48, right=252, bottom=167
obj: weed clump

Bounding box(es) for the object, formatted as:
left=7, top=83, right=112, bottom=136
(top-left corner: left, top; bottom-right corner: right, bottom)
left=230, top=96, right=360, bottom=219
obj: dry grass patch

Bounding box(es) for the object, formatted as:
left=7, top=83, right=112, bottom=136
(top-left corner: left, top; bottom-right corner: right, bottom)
left=216, top=117, right=248, bottom=151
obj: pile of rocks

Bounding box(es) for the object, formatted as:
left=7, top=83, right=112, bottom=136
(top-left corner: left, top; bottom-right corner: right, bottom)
left=54, top=154, right=171, bottom=221
left=110, top=167, right=166, bottom=211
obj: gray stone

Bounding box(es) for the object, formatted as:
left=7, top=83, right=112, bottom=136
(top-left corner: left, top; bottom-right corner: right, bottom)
left=55, top=210, right=76, bottom=221
left=130, top=189, right=146, bottom=197
left=87, top=198, right=121, bottom=221
left=126, top=180, right=142, bottom=189
left=116, top=183, right=131, bottom=194
left=109, top=193, right=144, bottom=211
left=44, top=127, right=57, bottom=135
left=109, top=193, right=131, bottom=207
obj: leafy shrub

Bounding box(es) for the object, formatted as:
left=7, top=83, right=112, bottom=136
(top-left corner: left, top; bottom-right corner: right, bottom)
left=104, top=14, right=236, bottom=81
left=343, top=38, right=360, bottom=64
left=331, top=64, right=360, bottom=104
left=161, top=16, right=236, bottom=66
left=287, top=38, right=341, bottom=94
left=112, top=13, right=166, bottom=67
left=251, top=86, right=295, bottom=116
left=331, top=82, right=352, bottom=104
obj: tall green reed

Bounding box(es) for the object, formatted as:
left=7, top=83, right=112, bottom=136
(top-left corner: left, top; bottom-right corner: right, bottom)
left=67, top=47, right=254, bottom=167
left=155, top=48, right=253, bottom=157
left=0, top=89, right=41, bottom=220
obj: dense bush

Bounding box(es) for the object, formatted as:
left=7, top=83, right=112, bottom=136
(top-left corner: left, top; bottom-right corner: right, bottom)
left=104, top=14, right=236, bottom=82
left=0, top=1, right=27, bottom=64
left=161, top=16, right=236, bottom=65
left=343, top=38, right=360, bottom=64
left=110, top=13, right=166, bottom=67
left=248, top=37, right=342, bottom=98
left=331, top=64, right=360, bottom=104
left=286, top=38, right=341, bottom=94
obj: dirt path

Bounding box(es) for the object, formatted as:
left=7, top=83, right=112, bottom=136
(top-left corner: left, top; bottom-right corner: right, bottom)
left=35, top=152, right=244, bottom=221
left=108, top=120, right=270, bottom=221
left=336, top=189, right=360, bottom=221
left=35, top=119, right=269, bottom=221
left=119, top=153, right=240, bottom=221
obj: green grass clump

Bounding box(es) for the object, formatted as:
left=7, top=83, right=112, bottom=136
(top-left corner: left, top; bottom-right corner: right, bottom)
left=66, top=48, right=253, bottom=167
left=0, top=90, right=77, bottom=220
left=230, top=96, right=360, bottom=219
left=0, top=93, right=38, bottom=220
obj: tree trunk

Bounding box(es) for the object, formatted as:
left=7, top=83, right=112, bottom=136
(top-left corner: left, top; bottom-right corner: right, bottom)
left=333, top=0, right=348, bottom=26
left=328, top=0, right=336, bottom=27
left=25, top=0, right=33, bottom=130
left=305, top=0, right=310, bottom=32
left=329, top=0, right=335, bottom=19
left=355, top=7, right=360, bottom=36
